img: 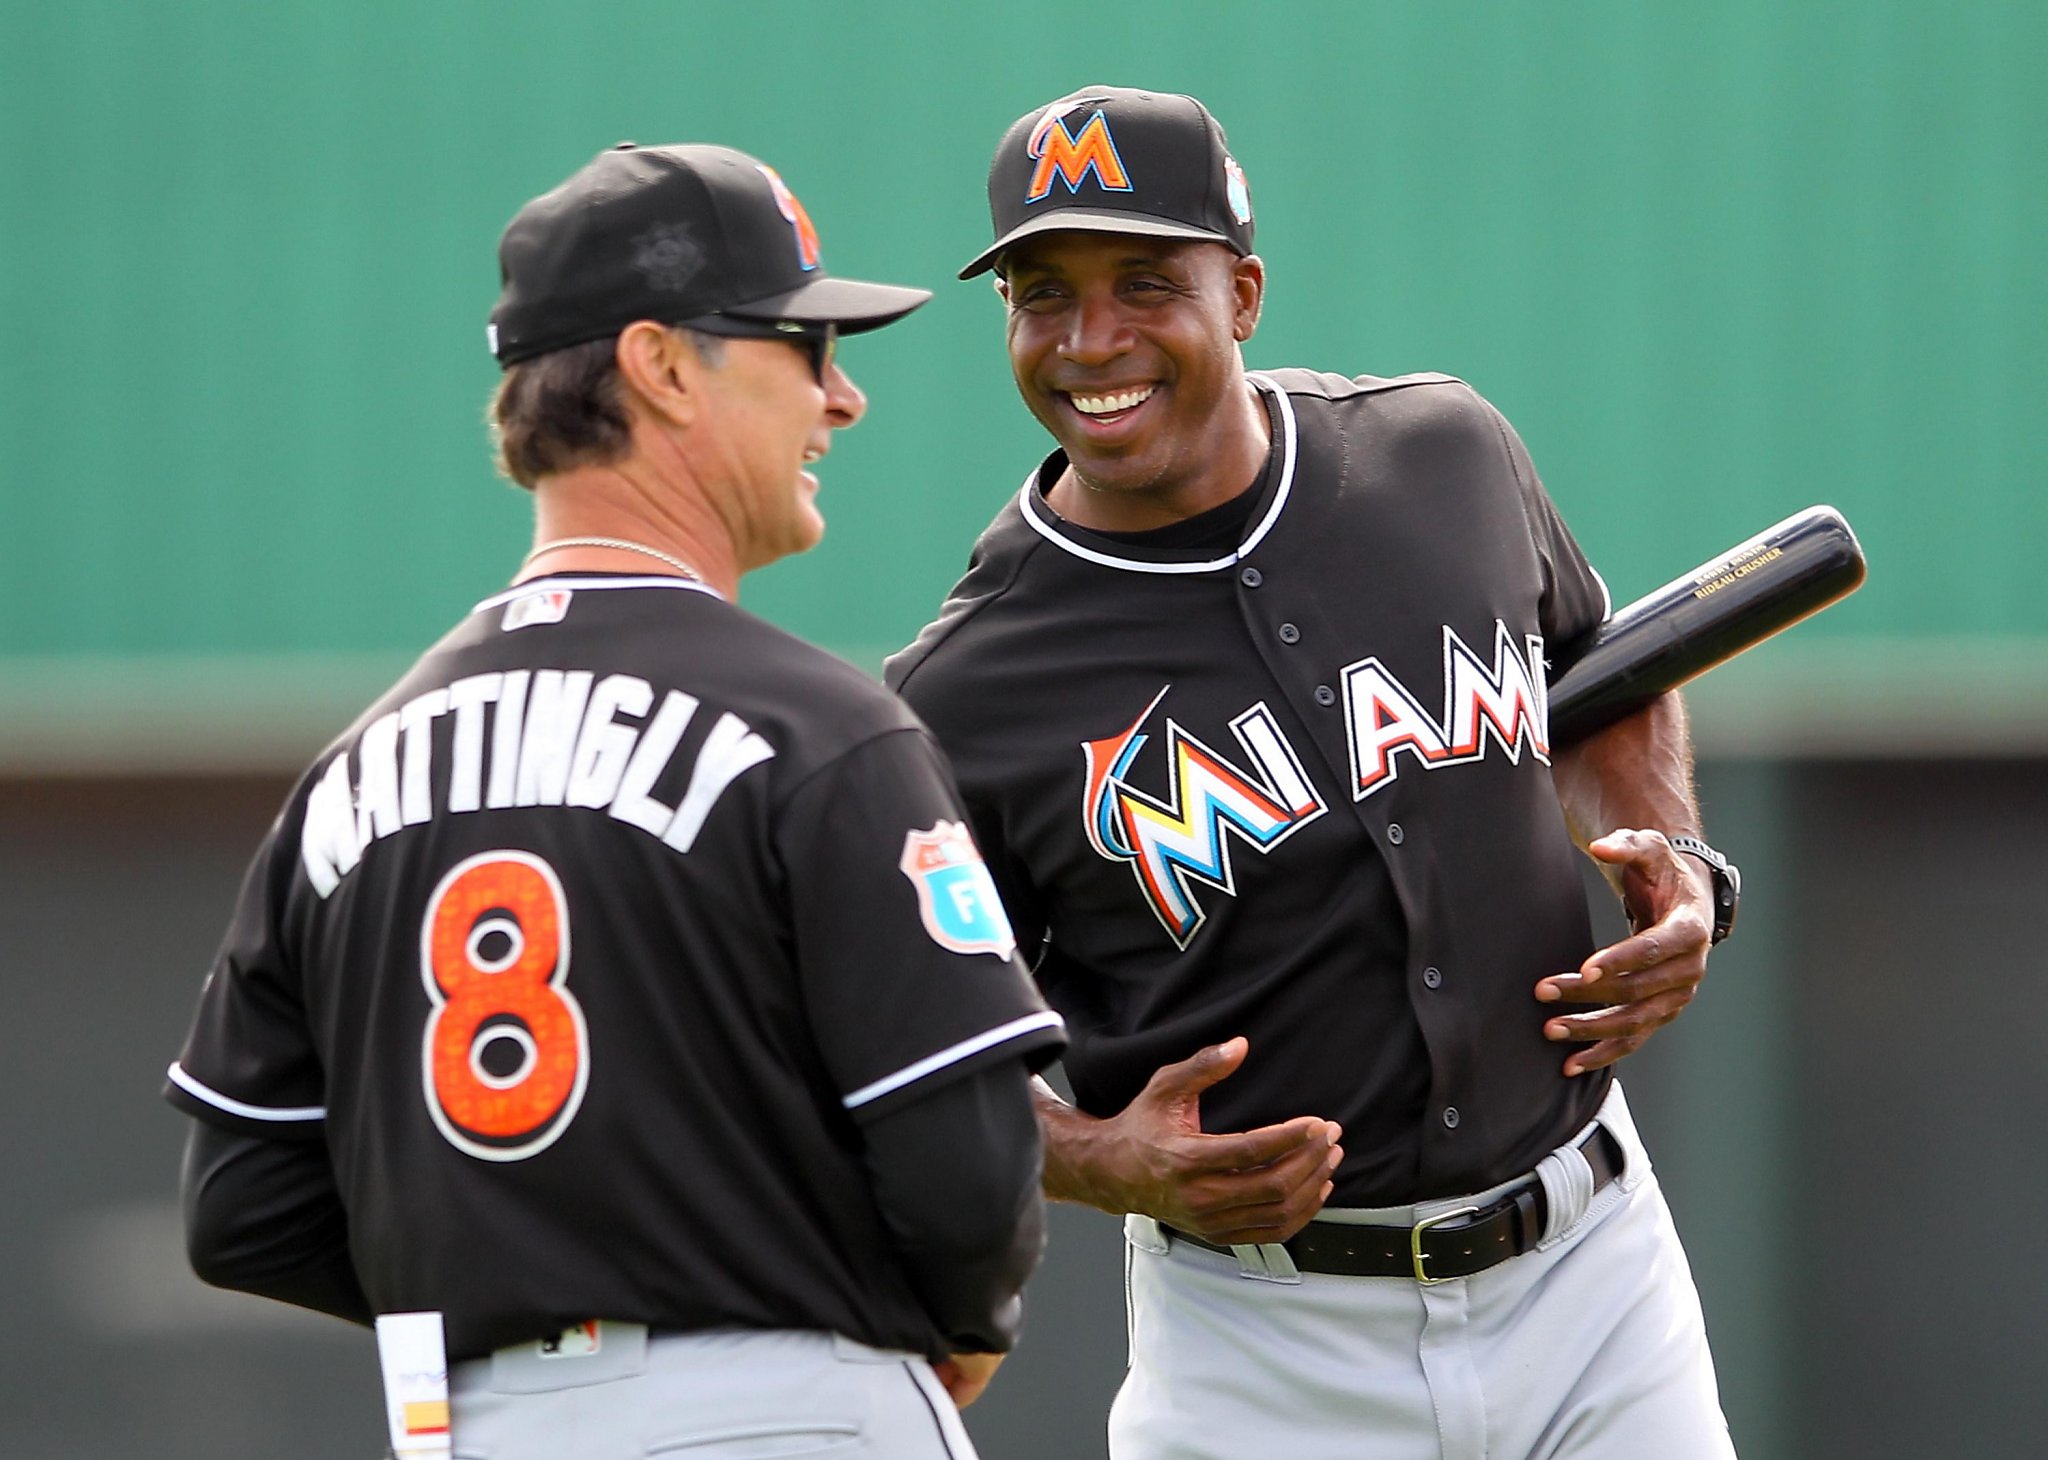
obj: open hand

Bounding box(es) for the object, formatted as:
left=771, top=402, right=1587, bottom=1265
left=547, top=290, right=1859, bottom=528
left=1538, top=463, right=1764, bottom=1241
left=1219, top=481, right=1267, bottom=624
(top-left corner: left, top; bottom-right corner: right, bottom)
left=1048, top=1036, right=1342, bottom=1244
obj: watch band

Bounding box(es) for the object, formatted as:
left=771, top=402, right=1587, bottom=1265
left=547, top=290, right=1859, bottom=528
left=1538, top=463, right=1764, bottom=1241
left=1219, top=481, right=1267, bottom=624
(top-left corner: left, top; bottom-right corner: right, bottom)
left=1668, top=835, right=1740, bottom=944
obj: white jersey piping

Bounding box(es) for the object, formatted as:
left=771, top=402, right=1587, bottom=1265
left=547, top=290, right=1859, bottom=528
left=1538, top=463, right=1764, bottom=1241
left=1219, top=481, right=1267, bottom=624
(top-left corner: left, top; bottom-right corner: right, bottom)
left=1015, top=372, right=1299, bottom=575
left=167, top=1061, right=326, bottom=1122
left=471, top=575, right=724, bottom=614
left=840, top=1010, right=1067, bottom=1111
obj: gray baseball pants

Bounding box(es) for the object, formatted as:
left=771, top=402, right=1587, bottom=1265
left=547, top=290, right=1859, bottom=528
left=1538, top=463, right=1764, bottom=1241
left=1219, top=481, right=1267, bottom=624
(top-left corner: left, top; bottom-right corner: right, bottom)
left=1109, top=1082, right=1735, bottom=1460
left=445, top=1325, right=976, bottom=1459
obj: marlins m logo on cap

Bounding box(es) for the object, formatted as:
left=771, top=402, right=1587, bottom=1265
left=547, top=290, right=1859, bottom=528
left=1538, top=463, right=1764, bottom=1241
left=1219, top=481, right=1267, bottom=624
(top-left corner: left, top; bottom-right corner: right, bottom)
left=960, top=87, right=1254, bottom=278
left=756, top=164, right=822, bottom=271
left=1026, top=104, right=1132, bottom=203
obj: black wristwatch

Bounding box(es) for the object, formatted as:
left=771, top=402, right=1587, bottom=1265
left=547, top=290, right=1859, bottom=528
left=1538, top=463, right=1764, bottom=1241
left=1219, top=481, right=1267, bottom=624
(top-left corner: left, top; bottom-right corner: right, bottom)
left=1668, top=835, right=1740, bottom=944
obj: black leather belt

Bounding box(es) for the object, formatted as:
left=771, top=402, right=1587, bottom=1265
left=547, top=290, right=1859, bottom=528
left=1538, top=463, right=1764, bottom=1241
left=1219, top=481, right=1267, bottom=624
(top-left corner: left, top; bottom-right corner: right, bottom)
left=1165, top=1123, right=1624, bottom=1284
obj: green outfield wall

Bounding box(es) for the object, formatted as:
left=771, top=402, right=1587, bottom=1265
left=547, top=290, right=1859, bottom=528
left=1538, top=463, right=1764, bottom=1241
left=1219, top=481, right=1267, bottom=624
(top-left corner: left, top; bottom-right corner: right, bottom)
left=2, top=0, right=2042, bottom=766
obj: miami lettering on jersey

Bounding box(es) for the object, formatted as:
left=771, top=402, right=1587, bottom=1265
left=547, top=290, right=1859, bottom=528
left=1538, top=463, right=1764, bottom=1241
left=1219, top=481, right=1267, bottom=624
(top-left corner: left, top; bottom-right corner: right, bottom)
left=899, top=820, right=1017, bottom=961
left=300, top=669, right=776, bottom=897
left=1081, top=687, right=1326, bottom=949
left=1026, top=104, right=1132, bottom=202
left=1342, top=621, right=1553, bottom=801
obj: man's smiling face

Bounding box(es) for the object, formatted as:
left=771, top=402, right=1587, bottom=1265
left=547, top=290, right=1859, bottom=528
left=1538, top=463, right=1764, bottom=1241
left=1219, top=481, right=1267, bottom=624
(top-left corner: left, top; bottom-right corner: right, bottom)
left=999, top=232, right=1265, bottom=517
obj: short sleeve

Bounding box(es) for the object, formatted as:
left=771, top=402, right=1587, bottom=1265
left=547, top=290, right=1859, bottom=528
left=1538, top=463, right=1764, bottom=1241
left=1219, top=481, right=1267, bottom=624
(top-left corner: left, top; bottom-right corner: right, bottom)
left=776, top=729, right=1066, bottom=1123
left=1483, top=399, right=1609, bottom=668
left=163, top=805, right=328, bottom=1140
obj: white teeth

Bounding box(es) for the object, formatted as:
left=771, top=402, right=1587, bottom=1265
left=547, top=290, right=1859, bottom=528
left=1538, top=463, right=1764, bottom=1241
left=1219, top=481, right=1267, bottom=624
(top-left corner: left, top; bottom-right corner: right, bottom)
left=803, top=448, right=823, bottom=463
left=1070, top=385, right=1155, bottom=416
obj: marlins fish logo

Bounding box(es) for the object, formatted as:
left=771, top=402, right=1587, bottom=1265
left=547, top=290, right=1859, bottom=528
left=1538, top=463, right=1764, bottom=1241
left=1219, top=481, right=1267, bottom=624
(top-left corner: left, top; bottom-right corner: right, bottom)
left=756, top=164, right=821, bottom=271
left=1026, top=103, right=1133, bottom=202
left=1082, top=688, right=1326, bottom=948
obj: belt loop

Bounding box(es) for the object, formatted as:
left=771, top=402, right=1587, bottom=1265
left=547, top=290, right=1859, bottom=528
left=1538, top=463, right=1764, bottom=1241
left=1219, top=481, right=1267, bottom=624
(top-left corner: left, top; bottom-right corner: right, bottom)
left=1124, top=1213, right=1171, bottom=1255
left=1511, top=1183, right=1542, bottom=1249
left=1534, top=1135, right=1598, bottom=1247
left=1236, top=1241, right=1301, bottom=1285
left=1225, top=1241, right=1302, bottom=1285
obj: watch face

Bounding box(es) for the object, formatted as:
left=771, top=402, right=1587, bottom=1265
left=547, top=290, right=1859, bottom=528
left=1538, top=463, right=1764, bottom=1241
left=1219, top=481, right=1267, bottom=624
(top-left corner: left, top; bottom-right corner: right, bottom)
left=1671, top=837, right=1738, bottom=943
left=1710, top=866, right=1738, bottom=943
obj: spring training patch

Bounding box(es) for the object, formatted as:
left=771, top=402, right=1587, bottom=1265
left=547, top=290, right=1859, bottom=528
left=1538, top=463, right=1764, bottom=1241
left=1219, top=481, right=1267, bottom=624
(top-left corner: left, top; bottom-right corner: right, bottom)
left=899, top=820, right=1017, bottom=960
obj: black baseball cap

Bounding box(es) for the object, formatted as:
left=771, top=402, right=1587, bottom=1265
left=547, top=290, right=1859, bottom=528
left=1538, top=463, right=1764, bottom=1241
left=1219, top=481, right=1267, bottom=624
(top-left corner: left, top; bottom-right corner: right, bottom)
left=959, top=86, right=1255, bottom=280
left=490, top=143, right=931, bottom=367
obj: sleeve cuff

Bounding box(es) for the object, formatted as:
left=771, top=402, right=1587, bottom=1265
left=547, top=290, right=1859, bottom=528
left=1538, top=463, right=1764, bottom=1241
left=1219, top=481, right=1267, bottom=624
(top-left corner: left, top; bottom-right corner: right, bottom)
left=841, top=1012, right=1067, bottom=1122
left=164, top=1061, right=328, bottom=1140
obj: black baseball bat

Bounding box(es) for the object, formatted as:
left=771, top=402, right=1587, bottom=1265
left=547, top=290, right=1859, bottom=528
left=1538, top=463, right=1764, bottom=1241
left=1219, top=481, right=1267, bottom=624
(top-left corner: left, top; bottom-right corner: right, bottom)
left=1547, top=505, right=1867, bottom=746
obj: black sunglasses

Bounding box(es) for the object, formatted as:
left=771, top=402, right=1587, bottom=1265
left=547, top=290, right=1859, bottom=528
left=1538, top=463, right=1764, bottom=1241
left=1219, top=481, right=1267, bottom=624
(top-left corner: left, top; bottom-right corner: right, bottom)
left=790, top=324, right=837, bottom=383
left=684, top=317, right=838, bottom=383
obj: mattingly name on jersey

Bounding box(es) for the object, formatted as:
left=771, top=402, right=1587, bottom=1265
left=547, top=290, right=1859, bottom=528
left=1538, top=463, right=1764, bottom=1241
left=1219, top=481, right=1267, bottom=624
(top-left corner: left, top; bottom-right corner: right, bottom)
left=301, top=669, right=774, bottom=896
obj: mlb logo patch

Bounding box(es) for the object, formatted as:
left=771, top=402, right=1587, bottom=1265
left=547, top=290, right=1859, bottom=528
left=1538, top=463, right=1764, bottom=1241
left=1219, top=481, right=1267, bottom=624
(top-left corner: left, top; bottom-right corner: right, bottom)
left=538, top=1320, right=602, bottom=1359
left=899, top=820, right=1017, bottom=961
left=503, top=589, right=572, bottom=631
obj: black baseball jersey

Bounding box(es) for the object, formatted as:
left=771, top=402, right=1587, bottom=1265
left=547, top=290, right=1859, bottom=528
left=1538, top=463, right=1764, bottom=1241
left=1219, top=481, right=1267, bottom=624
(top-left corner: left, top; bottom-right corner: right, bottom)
left=887, top=371, right=1610, bottom=1206
left=165, top=573, right=1065, bottom=1361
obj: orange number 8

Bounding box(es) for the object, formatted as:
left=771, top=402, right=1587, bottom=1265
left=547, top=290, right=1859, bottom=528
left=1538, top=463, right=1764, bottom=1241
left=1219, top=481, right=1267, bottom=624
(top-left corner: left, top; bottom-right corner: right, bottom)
left=421, top=851, right=587, bottom=1161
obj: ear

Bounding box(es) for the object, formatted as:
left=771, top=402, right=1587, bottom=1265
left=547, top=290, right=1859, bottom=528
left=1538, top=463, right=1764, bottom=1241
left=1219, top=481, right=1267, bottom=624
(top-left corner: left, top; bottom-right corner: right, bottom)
left=613, top=321, right=701, bottom=428
left=1230, top=254, right=1266, bottom=342
left=992, top=273, right=1012, bottom=307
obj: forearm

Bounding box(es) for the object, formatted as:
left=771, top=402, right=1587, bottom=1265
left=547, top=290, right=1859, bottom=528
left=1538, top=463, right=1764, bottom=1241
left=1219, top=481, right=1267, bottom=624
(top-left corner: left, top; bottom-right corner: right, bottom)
left=1550, top=690, right=1701, bottom=850
left=863, top=1060, right=1047, bottom=1354
left=1034, top=1073, right=1151, bottom=1214
left=180, top=1121, right=373, bottom=1326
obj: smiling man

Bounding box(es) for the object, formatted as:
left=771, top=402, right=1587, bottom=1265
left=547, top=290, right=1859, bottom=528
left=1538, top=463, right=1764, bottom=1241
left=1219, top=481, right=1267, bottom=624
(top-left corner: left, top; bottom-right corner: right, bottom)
left=887, top=88, right=1739, bottom=1459
left=1003, top=229, right=1266, bottom=527
left=164, top=143, right=1066, bottom=1459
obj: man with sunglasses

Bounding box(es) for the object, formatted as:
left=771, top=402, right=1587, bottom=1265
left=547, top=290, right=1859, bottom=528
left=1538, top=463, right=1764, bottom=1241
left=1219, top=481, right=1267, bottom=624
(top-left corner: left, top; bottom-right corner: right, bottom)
left=163, top=143, right=1065, bottom=1459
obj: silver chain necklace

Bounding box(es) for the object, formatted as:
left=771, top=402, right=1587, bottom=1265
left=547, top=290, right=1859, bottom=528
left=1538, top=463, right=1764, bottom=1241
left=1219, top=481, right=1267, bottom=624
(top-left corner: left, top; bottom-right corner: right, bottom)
left=522, top=536, right=703, bottom=582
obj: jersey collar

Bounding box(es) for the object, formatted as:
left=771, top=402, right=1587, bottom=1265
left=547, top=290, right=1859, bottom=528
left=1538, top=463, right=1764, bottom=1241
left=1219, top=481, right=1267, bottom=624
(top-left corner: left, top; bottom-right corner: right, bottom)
left=1015, top=372, right=1299, bottom=575
left=471, top=574, right=726, bottom=614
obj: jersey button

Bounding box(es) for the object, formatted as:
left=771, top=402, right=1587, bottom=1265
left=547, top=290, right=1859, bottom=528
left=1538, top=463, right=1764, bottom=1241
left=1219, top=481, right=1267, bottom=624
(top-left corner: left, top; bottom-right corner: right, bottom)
left=1313, top=684, right=1336, bottom=707
left=1423, top=966, right=1442, bottom=989
left=1277, top=622, right=1301, bottom=644
left=1240, top=566, right=1263, bottom=587
left=1442, top=1106, right=1461, bottom=1130
left=1387, top=822, right=1405, bottom=845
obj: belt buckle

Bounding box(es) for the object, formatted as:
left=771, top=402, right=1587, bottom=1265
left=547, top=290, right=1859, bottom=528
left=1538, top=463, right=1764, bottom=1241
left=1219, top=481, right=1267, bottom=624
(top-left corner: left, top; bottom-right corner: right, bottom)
left=1410, top=1205, right=1481, bottom=1285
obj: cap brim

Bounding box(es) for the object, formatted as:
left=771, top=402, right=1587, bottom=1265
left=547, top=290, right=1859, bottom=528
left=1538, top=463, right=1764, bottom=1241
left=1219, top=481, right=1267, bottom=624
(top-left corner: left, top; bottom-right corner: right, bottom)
left=958, top=209, right=1240, bottom=280
left=722, top=274, right=932, bottom=335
